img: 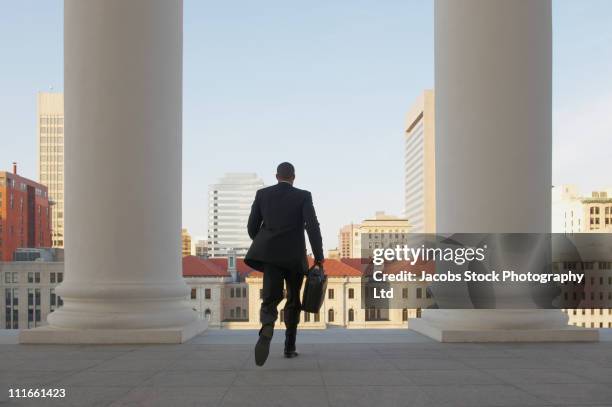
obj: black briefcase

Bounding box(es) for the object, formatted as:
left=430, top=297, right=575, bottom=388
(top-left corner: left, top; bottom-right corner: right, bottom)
left=301, top=264, right=327, bottom=313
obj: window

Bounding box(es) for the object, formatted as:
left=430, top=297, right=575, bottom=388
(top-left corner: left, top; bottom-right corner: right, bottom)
left=204, top=309, right=211, bottom=320
left=328, top=289, right=334, bottom=300
left=402, top=308, right=408, bottom=321
left=235, top=288, right=241, bottom=298
left=50, top=272, right=56, bottom=284
left=304, top=312, right=310, bottom=322
left=348, top=288, right=354, bottom=299
left=365, top=307, right=388, bottom=321
left=259, top=289, right=263, bottom=299
left=190, top=288, right=197, bottom=300
left=402, top=288, right=408, bottom=299
left=416, top=287, right=422, bottom=299
left=58, top=273, right=63, bottom=283
left=204, top=288, right=211, bottom=299
left=230, top=288, right=234, bottom=298
left=50, top=288, right=57, bottom=310
left=27, top=288, right=41, bottom=328
left=5, top=288, right=19, bottom=329
left=314, top=313, right=320, bottom=322
left=328, top=309, right=334, bottom=322
left=348, top=308, right=354, bottom=322
left=242, top=287, right=247, bottom=297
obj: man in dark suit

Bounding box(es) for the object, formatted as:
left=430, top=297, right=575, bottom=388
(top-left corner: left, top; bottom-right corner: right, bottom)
left=245, top=162, right=324, bottom=366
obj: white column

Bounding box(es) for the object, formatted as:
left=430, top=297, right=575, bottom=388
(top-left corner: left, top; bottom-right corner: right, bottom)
left=21, top=0, right=204, bottom=343
left=410, top=0, right=596, bottom=341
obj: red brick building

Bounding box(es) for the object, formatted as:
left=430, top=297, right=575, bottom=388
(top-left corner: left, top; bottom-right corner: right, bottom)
left=0, top=164, right=52, bottom=261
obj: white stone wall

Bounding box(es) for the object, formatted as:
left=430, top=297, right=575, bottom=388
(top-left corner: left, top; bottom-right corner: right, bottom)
left=0, top=262, right=64, bottom=330
left=184, top=277, right=229, bottom=328
left=245, top=276, right=427, bottom=329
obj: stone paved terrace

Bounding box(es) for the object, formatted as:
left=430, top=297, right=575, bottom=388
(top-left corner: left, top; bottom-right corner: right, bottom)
left=2, top=329, right=612, bottom=407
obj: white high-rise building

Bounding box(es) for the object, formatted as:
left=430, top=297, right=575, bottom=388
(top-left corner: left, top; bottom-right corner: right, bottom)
left=208, top=173, right=264, bottom=257
left=404, top=90, right=436, bottom=233
left=37, top=92, right=65, bottom=248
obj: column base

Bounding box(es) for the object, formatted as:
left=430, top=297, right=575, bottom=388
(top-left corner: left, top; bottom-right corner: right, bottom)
left=409, top=318, right=599, bottom=342
left=19, top=319, right=207, bottom=344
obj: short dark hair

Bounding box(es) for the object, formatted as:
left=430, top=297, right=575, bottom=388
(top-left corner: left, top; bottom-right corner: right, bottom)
left=277, top=162, right=295, bottom=179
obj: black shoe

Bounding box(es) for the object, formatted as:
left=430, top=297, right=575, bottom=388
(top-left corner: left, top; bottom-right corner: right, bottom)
left=284, top=326, right=297, bottom=358
left=255, top=325, right=273, bottom=366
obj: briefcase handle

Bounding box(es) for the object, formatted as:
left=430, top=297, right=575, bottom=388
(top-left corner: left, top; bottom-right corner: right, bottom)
left=308, top=263, right=325, bottom=277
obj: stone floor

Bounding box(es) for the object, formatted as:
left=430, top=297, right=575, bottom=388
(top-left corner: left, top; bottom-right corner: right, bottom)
left=2, top=329, right=612, bottom=406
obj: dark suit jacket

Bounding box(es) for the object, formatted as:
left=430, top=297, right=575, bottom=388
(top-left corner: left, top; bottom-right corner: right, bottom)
left=244, top=182, right=324, bottom=273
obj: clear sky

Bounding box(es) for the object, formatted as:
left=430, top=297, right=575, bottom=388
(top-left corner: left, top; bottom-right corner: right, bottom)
left=1, top=1, right=611, bottom=250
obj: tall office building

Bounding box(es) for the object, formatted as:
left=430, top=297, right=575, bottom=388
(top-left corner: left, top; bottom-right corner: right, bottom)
left=404, top=90, right=436, bottom=233
left=193, top=238, right=209, bottom=259
left=0, top=165, right=52, bottom=261
left=208, top=173, right=264, bottom=258
left=181, top=228, right=192, bottom=257
left=37, top=92, right=64, bottom=248
left=338, top=223, right=360, bottom=258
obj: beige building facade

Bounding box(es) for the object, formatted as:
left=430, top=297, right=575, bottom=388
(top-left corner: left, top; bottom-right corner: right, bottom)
left=244, top=259, right=431, bottom=329
left=561, top=260, right=612, bottom=328
left=327, top=248, right=340, bottom=260
left=338, top=212, right=410, bottom=258
left=245, top=275, right=427, bottom=329
left=37, top=92, right=65, bottom=248
left=404, top=90, right=436, bottom=233
left=552, top=185, right=612, bottom=233
left=181, top=228, right=192, bottom=257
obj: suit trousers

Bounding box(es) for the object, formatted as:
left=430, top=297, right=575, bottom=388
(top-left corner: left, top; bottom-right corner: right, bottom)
left=260, top=263, right=304, bottom=330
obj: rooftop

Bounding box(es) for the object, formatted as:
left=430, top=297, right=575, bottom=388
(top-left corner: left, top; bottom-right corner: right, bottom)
left=2, top=329, right=612, bottom=406
left=183, top=257, right=367, bottom=279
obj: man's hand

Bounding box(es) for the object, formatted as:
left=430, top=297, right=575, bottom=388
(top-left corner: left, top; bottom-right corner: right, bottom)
left=315, top=259, right=325, bottom=267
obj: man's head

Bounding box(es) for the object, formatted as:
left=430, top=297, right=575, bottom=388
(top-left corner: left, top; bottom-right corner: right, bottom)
left=276, top=162, right=295, bottom=184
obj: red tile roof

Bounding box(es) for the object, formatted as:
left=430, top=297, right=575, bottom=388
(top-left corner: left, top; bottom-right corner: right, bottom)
left=341, top=258, right=435, bottom=276
left=340, top=258, right=373, bottom=274
left=309, top=258, right=362, bottom=277
left=182, top=256, right=229, bottom=277
left=247, top=258, right=363, bottom=278
left=183, top=257, right=365, bottom=279
left=182, top=256, right=259, bottom=278
left=207, top=258, right=254, bottom=279
left=380, top=259, right=435, bottom=275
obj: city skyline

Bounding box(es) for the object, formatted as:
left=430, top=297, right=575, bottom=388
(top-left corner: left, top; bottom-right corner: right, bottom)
left=1, top=1, right=612, bottom=250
